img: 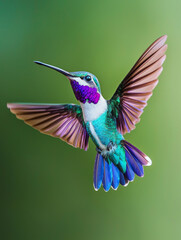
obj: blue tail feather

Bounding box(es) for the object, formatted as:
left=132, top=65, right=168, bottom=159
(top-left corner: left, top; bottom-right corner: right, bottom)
left=93, top=153, right=104, bottom=191
left=125, top=162, right=135, bottom=181
left=120, top=171, right=129, bottom=186
left=102, top=160, right=112, bottom=191
left=111, top=163, right=120, bottom=190
left=93, top=141, right=151, bottom=191
left=123, top=141, right=152, bottom=166
left=125, top=150, right=144, bottom=177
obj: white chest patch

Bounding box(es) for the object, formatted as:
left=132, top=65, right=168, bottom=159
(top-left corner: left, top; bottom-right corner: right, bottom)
left=80, top=95, right=107, bottom=122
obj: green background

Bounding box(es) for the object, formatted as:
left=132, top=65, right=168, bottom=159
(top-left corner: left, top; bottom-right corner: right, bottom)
left=1, top=0, right=180, bottom=239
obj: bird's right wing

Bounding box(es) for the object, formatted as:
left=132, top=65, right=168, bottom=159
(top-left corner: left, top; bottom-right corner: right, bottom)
left=109, top=35, right=167, bottom=135
left=7, top=103, right=89, bottom=150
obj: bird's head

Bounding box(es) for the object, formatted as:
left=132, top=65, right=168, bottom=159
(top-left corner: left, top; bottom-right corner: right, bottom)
left=34, top=61, right=101, bottom=104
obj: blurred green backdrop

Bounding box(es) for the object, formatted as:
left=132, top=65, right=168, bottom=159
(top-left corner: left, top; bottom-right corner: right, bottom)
left=1, top=0, right=180, bottom=239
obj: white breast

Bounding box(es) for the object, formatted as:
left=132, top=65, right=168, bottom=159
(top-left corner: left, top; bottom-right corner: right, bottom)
left=80, top=95, right=107, bottom=122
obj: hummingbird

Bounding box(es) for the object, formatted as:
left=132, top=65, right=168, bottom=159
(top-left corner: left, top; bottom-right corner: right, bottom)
left=7, top=35, right=167, bottom=191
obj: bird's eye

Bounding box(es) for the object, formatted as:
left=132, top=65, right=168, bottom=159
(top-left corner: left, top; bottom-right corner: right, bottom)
left=85, top=75, right=91, bottom=81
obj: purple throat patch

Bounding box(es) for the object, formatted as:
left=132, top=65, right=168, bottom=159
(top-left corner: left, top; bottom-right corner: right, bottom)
left=71, top=80, right=100, bottom=104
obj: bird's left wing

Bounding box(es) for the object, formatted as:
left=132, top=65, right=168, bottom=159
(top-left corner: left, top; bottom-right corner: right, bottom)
left=109, top=35, right=167, bottom=135
left=7, top=103, right=89, bottom=150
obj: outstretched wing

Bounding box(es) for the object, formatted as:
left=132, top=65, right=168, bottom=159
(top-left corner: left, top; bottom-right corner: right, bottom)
left=109, top=35, right=167, bottom=135
left=7, top=103, right=89, bottom=150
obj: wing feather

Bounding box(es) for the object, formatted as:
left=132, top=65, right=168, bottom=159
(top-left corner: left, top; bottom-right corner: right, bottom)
left=7, top=103, right=89, bottom=150
left=110, top=35, right=167, bottom=135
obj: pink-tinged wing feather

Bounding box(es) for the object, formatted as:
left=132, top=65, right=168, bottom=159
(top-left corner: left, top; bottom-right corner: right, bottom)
left=110, top=35, right=167, bottom=135
left=7, top=103, right=89, bottom=150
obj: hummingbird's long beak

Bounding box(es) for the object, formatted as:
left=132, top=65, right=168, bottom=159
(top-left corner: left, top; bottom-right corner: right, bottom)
left=34, top=61, right=74, bottom=77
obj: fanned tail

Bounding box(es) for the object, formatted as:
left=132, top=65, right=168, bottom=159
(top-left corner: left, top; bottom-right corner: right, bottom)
left=93, top=140, right=152, bottom=191
left=93, top=153, right=129, bottom=192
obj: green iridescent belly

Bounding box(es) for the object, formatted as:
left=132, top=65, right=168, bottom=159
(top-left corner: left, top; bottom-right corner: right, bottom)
left=86, top=111, right=123, bottom=149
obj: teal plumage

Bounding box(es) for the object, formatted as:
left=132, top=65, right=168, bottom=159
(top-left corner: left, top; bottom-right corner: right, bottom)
left=86, top=111, right=123, bottom=147
left=7, top=35, right=167, bottom=191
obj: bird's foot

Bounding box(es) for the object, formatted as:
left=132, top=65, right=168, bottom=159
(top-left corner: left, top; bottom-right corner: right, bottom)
left=107, top=141, right=116, bottom=151
left=96, top=141, right=117, bottom=158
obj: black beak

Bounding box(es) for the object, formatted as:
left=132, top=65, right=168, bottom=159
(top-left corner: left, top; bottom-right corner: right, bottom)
left=34, top=61, right=74, bottom=77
